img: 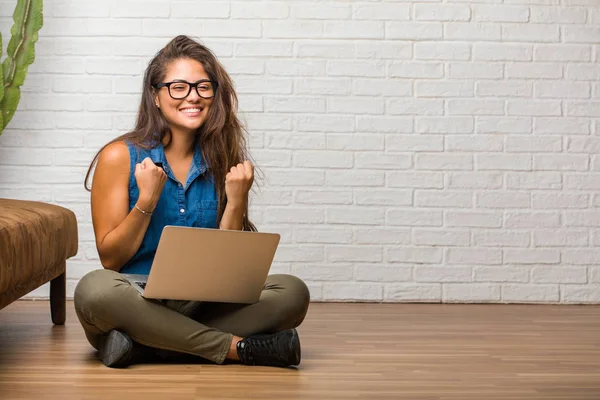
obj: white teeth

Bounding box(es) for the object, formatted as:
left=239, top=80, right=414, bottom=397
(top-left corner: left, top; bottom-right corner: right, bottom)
left=181, top=108, right=202, bottom=113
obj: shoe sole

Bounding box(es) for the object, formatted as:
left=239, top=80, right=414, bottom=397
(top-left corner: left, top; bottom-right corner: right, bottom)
left=290, top=328, right=301, bottom=366
left=98, top=330, right=133, bottom=368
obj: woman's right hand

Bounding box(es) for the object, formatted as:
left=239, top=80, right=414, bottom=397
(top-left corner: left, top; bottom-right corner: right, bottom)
left=134, top=157, right=167, bottom=211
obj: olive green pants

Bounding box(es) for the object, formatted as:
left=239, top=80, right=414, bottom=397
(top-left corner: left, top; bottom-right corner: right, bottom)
left=73, top=269, right=310, bottom=364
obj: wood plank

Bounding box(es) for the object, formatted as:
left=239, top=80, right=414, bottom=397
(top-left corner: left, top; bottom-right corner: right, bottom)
left=0, top=301, right=599, bottom=399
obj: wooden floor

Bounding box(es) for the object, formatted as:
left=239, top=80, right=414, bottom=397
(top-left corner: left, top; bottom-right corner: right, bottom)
left=0, top=302, right=599, bottom=400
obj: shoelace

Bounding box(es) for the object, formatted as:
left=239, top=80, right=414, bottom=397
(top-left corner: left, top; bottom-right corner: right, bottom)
left=244, top=335, right=286, bottom=365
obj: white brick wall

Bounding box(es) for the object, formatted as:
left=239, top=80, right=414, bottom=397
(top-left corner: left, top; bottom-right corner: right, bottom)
left=0, top=0, right=599, bottom=303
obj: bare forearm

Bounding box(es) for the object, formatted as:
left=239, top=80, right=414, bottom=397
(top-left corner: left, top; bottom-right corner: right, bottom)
left=98, top=200, right=153, bottom=271
left=219, top=200, right=246, bottom=231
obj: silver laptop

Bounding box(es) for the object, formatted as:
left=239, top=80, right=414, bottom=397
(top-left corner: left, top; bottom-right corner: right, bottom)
left=122, top=225, right=280, bottom=304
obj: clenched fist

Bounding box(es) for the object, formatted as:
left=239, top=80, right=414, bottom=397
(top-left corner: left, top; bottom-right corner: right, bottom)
left=225, top=160, right=254, bottom=207
left=134, top=157, right=167, bottom=211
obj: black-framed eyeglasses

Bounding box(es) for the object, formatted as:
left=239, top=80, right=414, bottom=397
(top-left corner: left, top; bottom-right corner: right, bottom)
left=153, top=79, right=218, bottom=100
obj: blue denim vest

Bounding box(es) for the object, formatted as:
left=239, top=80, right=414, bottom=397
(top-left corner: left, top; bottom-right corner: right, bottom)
left=120, top=140, right=219, bottom=275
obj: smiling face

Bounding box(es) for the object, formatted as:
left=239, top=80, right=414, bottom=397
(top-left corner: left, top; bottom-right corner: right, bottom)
left=154, top=58, right=214, bottom=137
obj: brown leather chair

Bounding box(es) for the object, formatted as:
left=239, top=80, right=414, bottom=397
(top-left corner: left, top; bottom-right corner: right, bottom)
left=0, top=199, right=78, bottom=324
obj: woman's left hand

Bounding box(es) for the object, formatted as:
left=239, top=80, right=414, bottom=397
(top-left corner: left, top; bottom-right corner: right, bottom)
left=225, top=160, right=254, bottom=207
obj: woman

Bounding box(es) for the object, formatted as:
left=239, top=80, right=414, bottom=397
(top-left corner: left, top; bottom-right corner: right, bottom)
left=74, top=35, right=310, bottom=369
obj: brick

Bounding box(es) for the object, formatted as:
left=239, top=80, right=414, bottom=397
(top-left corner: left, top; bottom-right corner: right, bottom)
left=476, top=81, right=533, bottom=97
left=388, top=99, right=444, bottom=116
left=44, top=19, right=142, bottom=37
left=297, top=78, right=351, bottom=95
left=326, top=170, right=385, bottom=187
left=387, top=209, right=443, bottom=227
left=566, top=101, right=600, bottom=117
left=566, top=64, right=600, bottom=81
left=385, top=284, right=441, bottom=302
left=296, top=115, right=354, bottom=132
left=386, top=22, right=443, bottom=40
left=357, top=116, right=413, bottom=133
left=505, top=212, right=560, bottom=228
left=474, top=267, right=529, bottom=283
left=508, top=100, right=562, bottom=116
left=0, top=149, right=53, bottom=166
left=477, top=192, right=530, bottom=209
left=292, top=265, right=352, bottom=281
left=535, top=82, right=590, bottom=99
left=267, top=60, right=325, bottom=76
left=328, top=134, right=384, bottom=151
left=354, top=189, right=412, bottom=206
left=356, top=42, right=413, bottom=60
left=294, top=151, right=352, bottom=169
left=565, top=211, right=600, bottom=227
left=533, top=229, right=588, bottom=247
left=387, top=135, right=444, bottom=152
left=295, top=190, right=352, bottom=205
left=448, top=99, right=504, bottom=116
left=534, top=154, right=589, bottom=171
left=252, top=190, right=292, bottom=206
left=54, top=2, right=110, bottom=17
left=387, top=247, right=443, bottom=263
left=563, top=27, right=600, bottom=43
left=532, top=193, right=588, bottom=209
left=323, top=283, right=383, bottom=301
left=354, top=228, right=411, bottom=245
left=245, top=114, right=292, bottom=130
left=449, top=62, right=504, bottom=79
left=416, top=154, right=473, bottom=170
left=295, top=41, right=353, bottom=58
left=354, top=3, right=410, bottom=20
left=324, top=21, right=384, bottom=39
left=530, top=6, right=587, bottom=23
left=293, top=227, right=352, bottom=244
left=55, top=113, right=112, bottom=130
left=355, top=153, right=411, bottom=170
left=535, top=117, right=589, bottom=134
left=169, top=1, right=230, bottom=18
left=263, top=208, right=324, bottom=224
left=86, top=96, right=139, bottom=112
left=502, top=284, right=559, bottom=303
left=477, top=154, right=532, bottom=171
left=446, top=211, right=503, bottom=228
left=21, top=95, right=83, bottom=111
left=477, top=117, right=532, bottom=134
left=263, top=21, right=323, bottom=38
left=265, top=133, right=325, bottom=150
left=236, top=77, right=292, bottom=94
left=415, top=191, right=473, bottom=208
left=444, top=284, right=501, bottom=302
left=111, top=1, right=169, bottom=17
left=389, top=62, right=444, bottom=79
left=29, top=57, right=85, bottom=75
left=507, top=172, right=562, bottom=189
left=413, top=229, right=471, bottom=246
left=506, top=136, right=562, bottom=152
left=328, top=60, right=385, bottom=77
left=502, top=24, right=560, bottom=42
left=327, top=246, right=383, bottom=262
left=572, top=137, right=600, bottom=153
left=388, top=172, right=444, bottom=189
left=447, top=135, right=503, bottom=152
left=445, top=23, right=502, bottom=40
left=447, top=248, right=502, bottom=265
left=263, top=170, right=324, bottom=186
left=416, top=117, right=474, bottom=134
left=54, top=38, right=112, bottom=56
left=292, top=3, right=350, bottom=19
left=561, top=286, right=600, bottom=304
left=414, top=42, right=471, bottom=61
left=265, top=97, right=325, bottom=114
left=353, top=79, right=412, bottom=97
left=414, top=5, right=471, bottom=21
left=534, top=45, right=591, bottom=62
left=448, top=173, right=503, bottom=189
left=474, top=44, right=532, bottom=61
left=328, top=97, right=384, bottom=115
left=355, top=266, right=412, bottom=282
left=472, top=5, right=529, bottom=21
left=231, top=2, right=288, bottom=18
left=504, top=249, right=560, bottom=264
left=473, top=231, right=531, bottom=247
left=415, top=267, right=472, bottom=282
left=416, top=81, right=473, bottom=98
left=562, top=249, right=600, bottom=265
left=506, top=63, right=562, bottom=79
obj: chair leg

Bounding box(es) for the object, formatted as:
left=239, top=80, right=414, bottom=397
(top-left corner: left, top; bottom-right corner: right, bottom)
left=50, top=264, right=66, bottom=325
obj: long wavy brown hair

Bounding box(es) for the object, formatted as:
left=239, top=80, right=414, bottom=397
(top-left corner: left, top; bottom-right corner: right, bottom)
left=85, top=35, right=258, bottom=231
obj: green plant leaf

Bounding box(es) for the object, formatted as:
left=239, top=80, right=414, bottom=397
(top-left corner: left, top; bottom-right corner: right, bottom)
left=1, top=0, right=43, bottom=131
left=0, top=32, right=4, bottom=132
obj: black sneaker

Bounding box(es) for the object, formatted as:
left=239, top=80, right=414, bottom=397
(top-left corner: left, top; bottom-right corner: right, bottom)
left=236, top=328, right=301, bottom=368
left=97, top=330, right=155, bottom=368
